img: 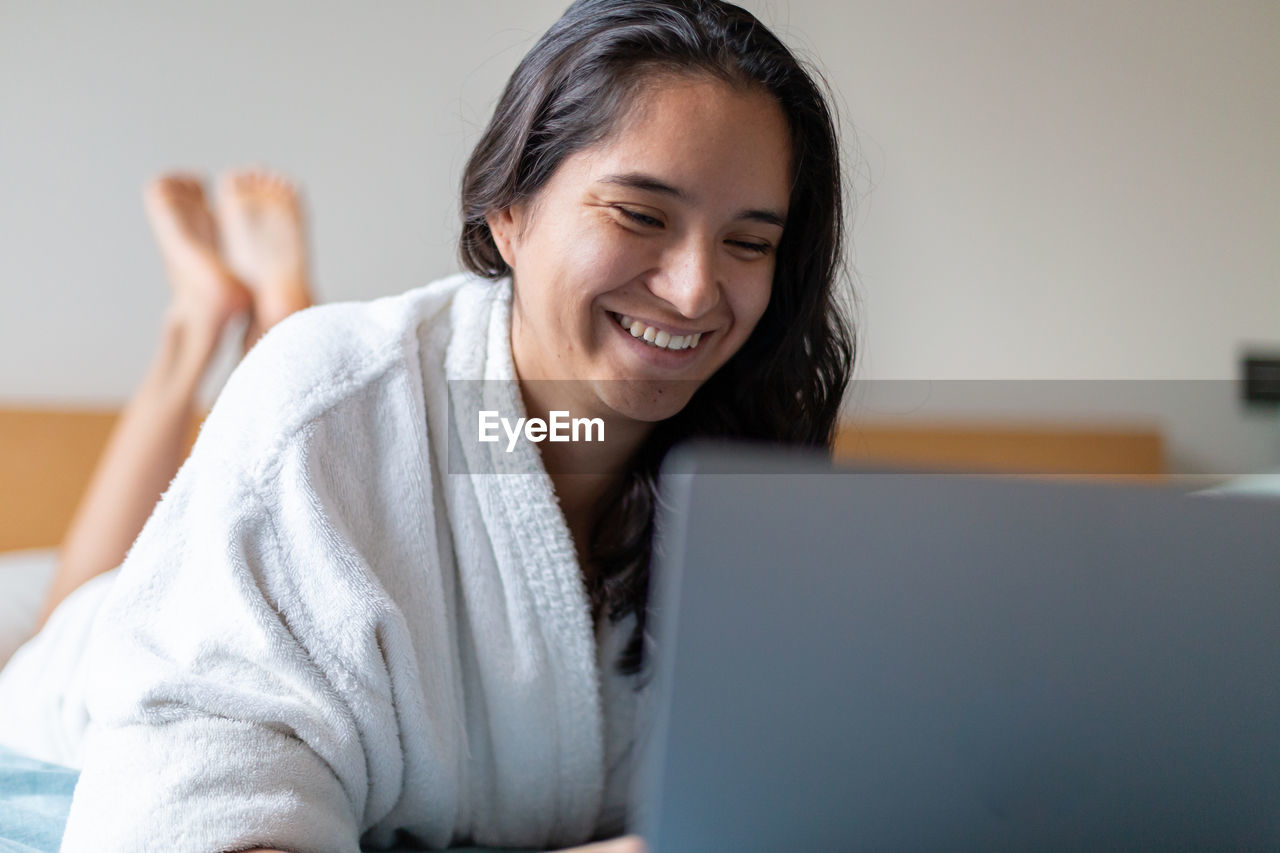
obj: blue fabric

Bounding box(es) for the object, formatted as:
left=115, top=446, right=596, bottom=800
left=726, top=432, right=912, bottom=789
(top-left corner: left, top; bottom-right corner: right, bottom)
left=0, top=746, right=77, bottom=853
left=0, top=746, right=539, bottom=852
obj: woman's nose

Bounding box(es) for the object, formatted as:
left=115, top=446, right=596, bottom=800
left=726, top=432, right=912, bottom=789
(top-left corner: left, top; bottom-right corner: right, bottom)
left=651, top=238, right=721, bottom=320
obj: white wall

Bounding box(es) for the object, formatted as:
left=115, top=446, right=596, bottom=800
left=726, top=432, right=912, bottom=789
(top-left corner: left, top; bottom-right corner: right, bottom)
left=2, top=1, right=1277, bottom=473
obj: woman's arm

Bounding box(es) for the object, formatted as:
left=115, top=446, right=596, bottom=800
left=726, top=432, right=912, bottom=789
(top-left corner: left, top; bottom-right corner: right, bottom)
left=58, top=327, right=389, bottom=852
left=56, top=460, right=371, bottom=852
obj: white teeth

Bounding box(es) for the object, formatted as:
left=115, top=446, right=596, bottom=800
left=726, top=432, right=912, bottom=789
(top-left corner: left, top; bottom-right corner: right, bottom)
left=613, top=313, right=702, bottom=352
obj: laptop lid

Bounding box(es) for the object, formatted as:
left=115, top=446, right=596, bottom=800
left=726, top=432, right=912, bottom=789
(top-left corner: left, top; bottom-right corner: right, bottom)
left=634, top=442, right=1280, bottom=850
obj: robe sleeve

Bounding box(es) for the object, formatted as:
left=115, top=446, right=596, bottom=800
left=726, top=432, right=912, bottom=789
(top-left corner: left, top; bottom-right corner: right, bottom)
left=58, top=394, right=404, bottom=853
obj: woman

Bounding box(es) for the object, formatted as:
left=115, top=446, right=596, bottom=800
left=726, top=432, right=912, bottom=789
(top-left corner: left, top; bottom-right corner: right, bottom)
left=7, top=1, right=853, bottom=850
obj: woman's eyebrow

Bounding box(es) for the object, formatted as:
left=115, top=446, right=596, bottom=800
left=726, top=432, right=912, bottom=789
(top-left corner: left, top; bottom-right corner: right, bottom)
left=598, top=172, right=787, bottom=228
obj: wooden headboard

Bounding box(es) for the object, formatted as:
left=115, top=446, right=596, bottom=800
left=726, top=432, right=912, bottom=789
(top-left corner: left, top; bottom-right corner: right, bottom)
left=0, top=408, right=202, bottom=554
left=835, top=421, right=1165, bottom=480
left=0, top=407, right=1164, bottom=553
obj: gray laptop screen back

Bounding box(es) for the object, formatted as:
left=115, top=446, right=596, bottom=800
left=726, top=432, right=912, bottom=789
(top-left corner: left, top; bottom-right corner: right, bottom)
left=636, top=443, right=1280, bottom=851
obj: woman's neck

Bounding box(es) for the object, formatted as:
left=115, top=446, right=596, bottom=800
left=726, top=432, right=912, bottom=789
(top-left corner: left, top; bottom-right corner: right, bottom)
left=517, top=379, right=651, bottom=584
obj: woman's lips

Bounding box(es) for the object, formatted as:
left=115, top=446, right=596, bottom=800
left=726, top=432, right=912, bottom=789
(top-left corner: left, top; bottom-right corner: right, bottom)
left=608, top=311, right=705, bottom=351
left=607, top=309, right=708, bottom=366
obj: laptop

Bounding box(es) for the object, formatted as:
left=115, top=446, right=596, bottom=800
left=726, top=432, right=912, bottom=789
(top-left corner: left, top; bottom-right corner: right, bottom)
left=632, top=442, right=1280, bottom=850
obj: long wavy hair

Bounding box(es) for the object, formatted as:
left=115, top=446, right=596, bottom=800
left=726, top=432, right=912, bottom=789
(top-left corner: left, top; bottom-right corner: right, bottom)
left=459, top=0, right=855, bottom=675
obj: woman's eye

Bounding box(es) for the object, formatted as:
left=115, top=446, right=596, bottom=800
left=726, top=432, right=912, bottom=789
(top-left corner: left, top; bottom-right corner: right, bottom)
left=613, top=206, right=771, bottom=256
left=728, top=240, right=773, bottom=256
left=617, top=207, right=663, bottom=228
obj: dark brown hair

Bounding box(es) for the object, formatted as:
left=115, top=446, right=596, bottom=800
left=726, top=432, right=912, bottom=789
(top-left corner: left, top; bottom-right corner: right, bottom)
left=460, top=0, right=854, bottom=675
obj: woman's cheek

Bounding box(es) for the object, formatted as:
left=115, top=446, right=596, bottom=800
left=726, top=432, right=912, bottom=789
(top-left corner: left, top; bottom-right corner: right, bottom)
left=582, top=239, right=653, bottom=288
left=741, top=269, right=775, bottom=328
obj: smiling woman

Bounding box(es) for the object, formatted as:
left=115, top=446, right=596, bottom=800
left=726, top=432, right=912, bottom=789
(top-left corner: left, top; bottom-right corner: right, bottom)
left=484, top=76, right=795, bottom=580
left=460, top=0, right=854, bottom=680
left=0, top=1, right=853, bottom=852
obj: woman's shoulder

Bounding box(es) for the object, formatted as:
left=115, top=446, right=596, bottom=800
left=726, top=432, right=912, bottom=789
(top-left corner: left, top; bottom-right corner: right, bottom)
left=234, top=272, right=481, bottom=389
left=198, top=272, right=491, bottom=475
left=252, top=272, right=482, bottom=369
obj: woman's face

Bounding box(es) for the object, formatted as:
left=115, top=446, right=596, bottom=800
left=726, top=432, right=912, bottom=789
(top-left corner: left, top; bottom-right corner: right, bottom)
left=489, top=75, right=792, bottom=425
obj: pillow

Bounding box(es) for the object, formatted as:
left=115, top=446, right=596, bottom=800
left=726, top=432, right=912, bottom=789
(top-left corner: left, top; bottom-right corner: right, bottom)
left=0, top=550, right=57, bottom=670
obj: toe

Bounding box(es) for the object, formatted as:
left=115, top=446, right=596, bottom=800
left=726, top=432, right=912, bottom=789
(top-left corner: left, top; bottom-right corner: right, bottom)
left=147, top=173, right=205, bottom=206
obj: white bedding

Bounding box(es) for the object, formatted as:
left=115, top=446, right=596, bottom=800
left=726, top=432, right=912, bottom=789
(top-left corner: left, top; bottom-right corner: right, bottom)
left=0, top=548, right=57, bottom=669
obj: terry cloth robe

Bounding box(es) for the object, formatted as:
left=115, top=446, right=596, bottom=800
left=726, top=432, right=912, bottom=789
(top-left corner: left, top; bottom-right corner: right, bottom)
left=51, top=273, right=645, bottom=853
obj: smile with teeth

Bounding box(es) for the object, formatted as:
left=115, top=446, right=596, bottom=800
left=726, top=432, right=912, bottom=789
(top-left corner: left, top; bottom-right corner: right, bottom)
left=610, top=312, right=704, bottom=352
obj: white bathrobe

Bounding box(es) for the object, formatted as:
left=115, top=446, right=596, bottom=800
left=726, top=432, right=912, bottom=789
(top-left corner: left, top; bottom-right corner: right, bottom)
left=18, top=273, right=645, bottom=852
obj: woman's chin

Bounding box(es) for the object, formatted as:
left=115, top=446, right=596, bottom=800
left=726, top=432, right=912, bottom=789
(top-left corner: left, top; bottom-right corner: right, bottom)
left=593, top=378, right=699, bottom=424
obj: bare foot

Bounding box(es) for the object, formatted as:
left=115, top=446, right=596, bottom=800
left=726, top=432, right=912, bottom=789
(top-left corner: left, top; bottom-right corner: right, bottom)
left=144, top=173, right=252, bottom=340
left=215, top=169, right=314, bottom=347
